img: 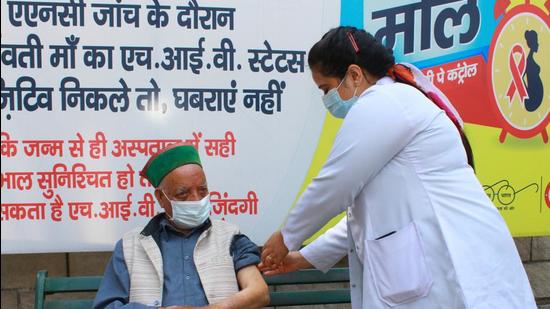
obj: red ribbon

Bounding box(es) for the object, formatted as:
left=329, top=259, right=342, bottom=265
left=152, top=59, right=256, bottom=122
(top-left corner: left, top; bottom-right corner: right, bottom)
left=506, top=44, right=528, bottom=103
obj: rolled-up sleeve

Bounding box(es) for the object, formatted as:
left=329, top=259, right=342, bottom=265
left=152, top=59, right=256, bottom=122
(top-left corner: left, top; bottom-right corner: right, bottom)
left=92, top=240, right=155, bottom=309
left=230, top=234, right=261, bottom=271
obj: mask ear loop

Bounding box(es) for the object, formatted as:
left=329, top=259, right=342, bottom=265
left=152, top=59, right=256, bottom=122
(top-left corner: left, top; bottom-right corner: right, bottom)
left=335, top=71, right=359, bottom=102
left=160, top=190, right=176, bottom=221
left=335, top=75, right=347, bottom=90
left=161, top=190, right=171, bottom=201
left=338, top=67, right=363, bottom=100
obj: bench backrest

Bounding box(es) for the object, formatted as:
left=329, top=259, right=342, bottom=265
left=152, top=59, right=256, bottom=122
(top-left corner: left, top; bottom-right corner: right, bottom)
left=35, top=268, right=351, bottom=308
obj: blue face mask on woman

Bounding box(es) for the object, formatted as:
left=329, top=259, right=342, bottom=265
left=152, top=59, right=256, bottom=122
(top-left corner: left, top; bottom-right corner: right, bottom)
left=322, top=74, right=359, bottom=118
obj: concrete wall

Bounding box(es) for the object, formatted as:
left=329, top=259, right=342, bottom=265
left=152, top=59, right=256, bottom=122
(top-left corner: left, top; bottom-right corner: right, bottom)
left=516, top=237, right=550, bottom=308
left=2, top=237, right=549, bottom=309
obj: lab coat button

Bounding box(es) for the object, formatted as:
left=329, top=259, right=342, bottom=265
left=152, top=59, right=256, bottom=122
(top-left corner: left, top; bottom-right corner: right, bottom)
left=352, top=284, right=357, bottom=288
left=349, top=249, right=354, bottom=253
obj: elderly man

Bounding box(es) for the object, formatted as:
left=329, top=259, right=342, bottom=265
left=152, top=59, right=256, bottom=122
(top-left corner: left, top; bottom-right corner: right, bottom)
left=93, top=143, right=269, bottom=309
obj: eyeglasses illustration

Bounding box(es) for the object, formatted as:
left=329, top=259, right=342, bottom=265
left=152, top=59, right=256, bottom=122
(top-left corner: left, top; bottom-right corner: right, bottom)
left=483, top=180, right=539, bottom=206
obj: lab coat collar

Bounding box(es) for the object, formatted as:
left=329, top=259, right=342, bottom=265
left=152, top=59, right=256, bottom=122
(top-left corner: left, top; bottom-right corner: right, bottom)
left=358, top=76, right=394, bottom=98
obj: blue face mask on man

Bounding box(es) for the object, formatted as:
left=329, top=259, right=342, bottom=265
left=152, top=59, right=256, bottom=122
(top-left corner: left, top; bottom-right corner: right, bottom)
left=162, top=191, right=212, bottom=229
left=322, top=74, right=359, bottom=118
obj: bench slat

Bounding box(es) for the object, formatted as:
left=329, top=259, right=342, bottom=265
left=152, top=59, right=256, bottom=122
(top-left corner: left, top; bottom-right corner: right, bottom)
left=38, top=289, right=353, bottom=309
left=42, top=269, right=350, bottom=291
left=45, top=299, right=94, bottom=309
left=270, top=289, right=351, bottom=306
left=36, top=268, right=352, bottom=308
left=45, top=276, right=103, bottom=293
left=264, top=268, right=349, bottom=285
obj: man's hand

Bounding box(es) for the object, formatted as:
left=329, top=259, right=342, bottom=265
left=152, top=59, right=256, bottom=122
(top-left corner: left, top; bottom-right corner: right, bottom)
left=261, top=230, right=289, bottom=268
left=258, top=251, right=312, bottom=276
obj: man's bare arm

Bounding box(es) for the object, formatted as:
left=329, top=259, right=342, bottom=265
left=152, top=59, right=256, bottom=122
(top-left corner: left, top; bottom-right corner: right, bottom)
left=165, top=265, right=269, bottom=309
left=210, top=265, right=269, bottom=309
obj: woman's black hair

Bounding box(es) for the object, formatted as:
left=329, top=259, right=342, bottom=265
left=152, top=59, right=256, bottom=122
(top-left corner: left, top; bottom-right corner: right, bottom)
left=460, top=130, right=475, bottom=170
left=307, top=26, right=395, bottom=79
left=308, top=26, right=475, bottom=170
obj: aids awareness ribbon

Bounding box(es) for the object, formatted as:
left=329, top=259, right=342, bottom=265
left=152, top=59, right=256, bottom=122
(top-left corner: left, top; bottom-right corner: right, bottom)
left=506, top=44, right=528, bottom=103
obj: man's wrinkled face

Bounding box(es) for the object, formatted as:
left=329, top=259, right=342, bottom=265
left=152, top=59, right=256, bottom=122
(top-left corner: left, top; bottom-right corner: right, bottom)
left=154, top=164, right=208, bottom=218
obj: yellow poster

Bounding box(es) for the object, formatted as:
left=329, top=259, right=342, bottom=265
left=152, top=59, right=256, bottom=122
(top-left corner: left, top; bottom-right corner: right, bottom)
left=299, top=0, right=550, bottom=240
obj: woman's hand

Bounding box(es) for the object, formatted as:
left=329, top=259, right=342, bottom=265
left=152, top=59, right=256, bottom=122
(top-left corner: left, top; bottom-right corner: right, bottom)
left=258, top=251, right=312, bottom=276
left=261, top=231, right=289, bottom=267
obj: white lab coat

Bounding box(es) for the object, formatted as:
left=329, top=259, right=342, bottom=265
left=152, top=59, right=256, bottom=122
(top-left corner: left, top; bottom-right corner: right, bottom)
left=282, top=77, right=536, bottom=308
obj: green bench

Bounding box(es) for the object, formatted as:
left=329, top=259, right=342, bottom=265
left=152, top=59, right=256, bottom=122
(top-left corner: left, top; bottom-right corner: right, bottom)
left=35, top=268, right=351, bottom=308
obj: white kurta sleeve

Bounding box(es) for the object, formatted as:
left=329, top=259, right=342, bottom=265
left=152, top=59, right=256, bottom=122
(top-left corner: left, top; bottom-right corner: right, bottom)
left=300, top=216, right=348, bottom=273
left=282, top=87, right=417, bottom=250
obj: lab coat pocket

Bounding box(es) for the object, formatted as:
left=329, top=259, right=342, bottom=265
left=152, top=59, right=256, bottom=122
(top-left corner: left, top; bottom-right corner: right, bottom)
left=366, top=222, right=433, bottom=307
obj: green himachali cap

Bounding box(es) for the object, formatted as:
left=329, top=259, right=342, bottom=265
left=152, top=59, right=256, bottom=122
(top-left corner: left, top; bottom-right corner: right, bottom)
left=140, top=143, right=202, bottom=187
